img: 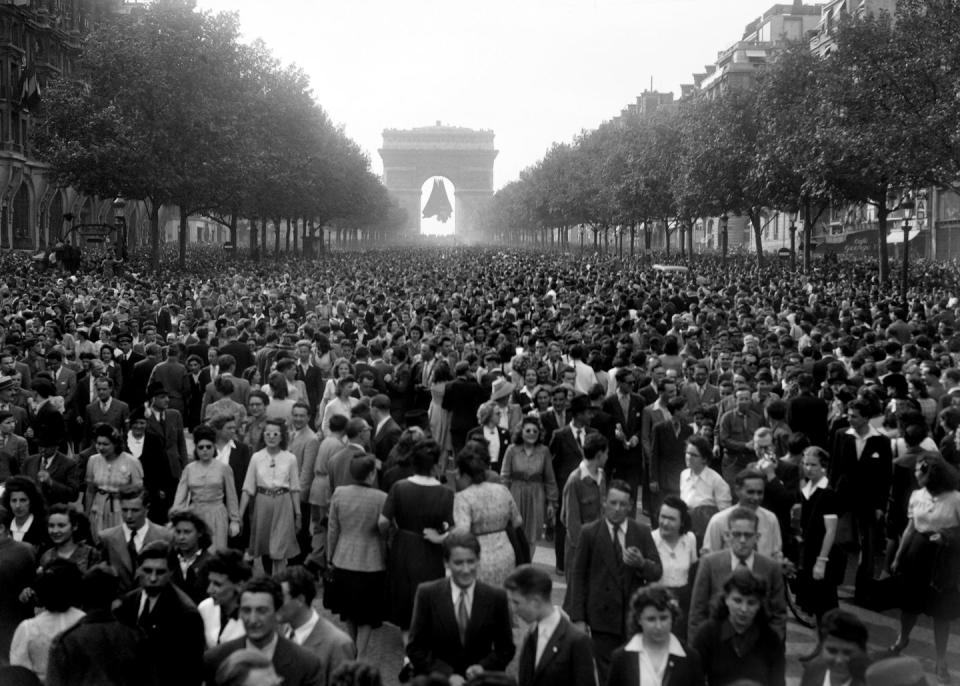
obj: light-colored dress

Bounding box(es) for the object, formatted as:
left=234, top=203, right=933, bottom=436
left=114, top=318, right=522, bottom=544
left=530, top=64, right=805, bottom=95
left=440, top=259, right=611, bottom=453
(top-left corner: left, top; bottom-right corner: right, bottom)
left=86, top=453, right=144, bottom=535
left=265, top=397, right=296, bottom=421
left=173, top=459, right=240, bottom=550
left=242, top=448, right=300, bottom=560
left=501, top=443, right=558, bottom=545
left=429, top=382, right=452, bottom=456
left=453, top=481, right=522, bottom=587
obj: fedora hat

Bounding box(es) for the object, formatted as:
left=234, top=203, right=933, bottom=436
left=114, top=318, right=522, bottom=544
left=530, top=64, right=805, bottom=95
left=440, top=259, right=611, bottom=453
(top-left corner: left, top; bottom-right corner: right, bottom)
left=569, top=394, right=592, bottom=414
left=490, top=377, right=515, bottom=402
left=0, top=375, right=13, bottom=393
left=146, top=381, right=168, bottom=399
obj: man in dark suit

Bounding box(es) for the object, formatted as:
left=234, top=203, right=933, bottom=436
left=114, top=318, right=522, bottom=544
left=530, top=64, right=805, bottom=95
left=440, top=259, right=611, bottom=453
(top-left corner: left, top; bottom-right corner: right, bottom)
left=410, top=341, right=439, bottom=411
left=601, top=368, right=645, bottom=504
left=218, top=326, right=255, bottom=376
left=145, top=381, right=188, bottom=482
left=443, top=361, right=486, bottom=453
left=832, top=397, right=892, bottom=602
left=539, top=385, right=570, bottom=447
left=688, top=506, right=787, bottom=642
left=407, top=532, right=515, bottom=683
left=549, top=394, right=595, bottom=575
left=787, top=373, right=829, bottom=449
left=98, top=487, right=174, bottom=593
left=505, top=564, right=595, bottom=686
left=84, top=377, right=130, bottom=447
left=568, top=479, right=662, bottom=684
left=21, top=435, right=79, bottom=505
left=115, top=540, right=205, bottom=686
left=295, top=340, right=324, bottom=425
left=147, top=346, right=189, bottom=415
left=116, top=333, right=146, bottom=406
left=649, top=396, right=693, bottom=515
left=370, top=394, right=402, bottom=465
left=681, top=363, right=722, bottom=420
left=128, top=343, right=162, bottom=411
left=385, top=347, right=413, bottom=426
left=204, top=576, right=324, bottom=686
left=45, top=349, right=77, bottom=410
left=29, top=377, right=67, bottom=452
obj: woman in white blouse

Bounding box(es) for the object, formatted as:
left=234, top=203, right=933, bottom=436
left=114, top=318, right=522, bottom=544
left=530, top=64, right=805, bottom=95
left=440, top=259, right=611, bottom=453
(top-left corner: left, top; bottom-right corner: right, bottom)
left=652, top=495, right=698, bottom=642
left=679, top=435, right=732, bottom=547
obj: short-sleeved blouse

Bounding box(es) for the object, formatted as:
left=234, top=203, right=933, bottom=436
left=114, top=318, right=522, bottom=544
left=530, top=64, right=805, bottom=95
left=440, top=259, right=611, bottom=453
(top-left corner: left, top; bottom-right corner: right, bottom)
left=242, top=449, right=300, bottom=494
left=652, top=530, right=698, bottom=587
left=908, top=488, right=960, bottom=533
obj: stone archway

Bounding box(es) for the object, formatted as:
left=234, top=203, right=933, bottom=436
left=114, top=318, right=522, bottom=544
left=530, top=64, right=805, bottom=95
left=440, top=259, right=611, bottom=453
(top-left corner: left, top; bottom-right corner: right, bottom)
left=379, top=123, right=497, bottom=238
left=11, top=183, right=32, bottom=249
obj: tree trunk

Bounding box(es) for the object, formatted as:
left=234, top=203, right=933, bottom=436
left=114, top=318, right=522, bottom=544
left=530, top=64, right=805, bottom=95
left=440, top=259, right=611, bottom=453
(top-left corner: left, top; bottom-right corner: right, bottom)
left=292, top=218, right=298, bottom=252
left=250, top=217, right=259, bottom=260
left=274, top=217, right=281, bottom=256
left=178, top=205, right=188, bottom=267
left=149, top=201, right=161, bottom=271
left=285, top=217, right=291, bottom=252
left=259, top=219, right=267, bottom=256
left=687, top=218, right=694, bottom=258
left=229, top=211, right=238, bottom=259
left=876, top=191, right=890, bottom=282
left=751, top=212, right=763, bottom=267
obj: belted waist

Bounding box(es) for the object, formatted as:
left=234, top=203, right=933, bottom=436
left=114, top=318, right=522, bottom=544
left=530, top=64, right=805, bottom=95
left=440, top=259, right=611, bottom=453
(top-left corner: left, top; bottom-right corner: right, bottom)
left=256, top=487, right=290, bottom=496
left=510, top=473, right=543, bottom=483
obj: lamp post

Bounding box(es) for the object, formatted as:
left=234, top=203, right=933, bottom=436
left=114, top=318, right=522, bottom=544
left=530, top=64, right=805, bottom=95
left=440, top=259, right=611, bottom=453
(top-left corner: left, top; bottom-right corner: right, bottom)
left=899, top=192, right=915, bottom=308
left=788, top=210, right=798, bottom=272
left=112, top=197, right=127, bottom=260
left=616, top=225, right=623, bottom=261
left=719, top=212, right=729, bottom=268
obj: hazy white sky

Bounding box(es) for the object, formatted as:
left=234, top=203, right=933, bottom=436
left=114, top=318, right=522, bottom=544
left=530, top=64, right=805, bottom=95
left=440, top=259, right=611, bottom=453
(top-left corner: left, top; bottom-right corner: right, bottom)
left=196, top=0, right=797, bottom=189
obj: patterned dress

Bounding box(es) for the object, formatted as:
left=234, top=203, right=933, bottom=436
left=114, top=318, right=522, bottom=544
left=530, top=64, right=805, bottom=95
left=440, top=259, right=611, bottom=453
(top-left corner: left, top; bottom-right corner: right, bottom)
left=173, top=459, right=240, bottom=550
left=500, top=443, right=558, bottom=545
left=86, top=453, right=143, bottom=536
left=453, top=481, right=522, bottom=587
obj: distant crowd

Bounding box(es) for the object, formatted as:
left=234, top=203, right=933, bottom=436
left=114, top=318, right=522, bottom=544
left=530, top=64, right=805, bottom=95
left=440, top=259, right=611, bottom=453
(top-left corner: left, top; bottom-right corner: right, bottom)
left=0, top=244, right=957, bottom=686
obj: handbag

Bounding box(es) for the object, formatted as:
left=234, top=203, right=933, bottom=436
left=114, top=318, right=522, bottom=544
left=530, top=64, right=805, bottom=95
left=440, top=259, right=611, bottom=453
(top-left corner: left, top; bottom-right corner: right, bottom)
left=506, top=525, right=531, bottom=565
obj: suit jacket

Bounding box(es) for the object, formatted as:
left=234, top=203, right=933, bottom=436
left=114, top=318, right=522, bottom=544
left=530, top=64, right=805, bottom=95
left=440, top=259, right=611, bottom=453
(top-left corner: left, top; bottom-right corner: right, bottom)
left=0, top=433, right=28, bottom=481
left=602, top=392, right=644, bottom=478
left=607, top=637, right=704, bottom=686
left=299, top=615, right=357, bottom=686
left=200, top=374, right=251, bottom=418
left=204, top=635, right=324, bottom=686
left=20, top=451, right=80, bottom=504
left=567, top=517, right=662, bottom=637
left=146, top=408, right=188, bottom=480
left=117, top=350, right=146, bottom=405
left=85, top=398, right=131, bottom=445
left=0, top=404, right=29, bottom=436
left=30, top=401, right=67, bottom=451
left=99, top=521, right=174, bottom=593
left=46, top=609, right=149, bottom=686
left=787, top=393, right=829, bottom=450
left=50, top=366, right=78, bottom=409
left=651, top=420, right=693, bottom=492
left=832, top=430, right=893, bottom=516
left=372, top=417, right=402, bottom=464
left=386, top=361, right=413, bottom=418
left=517, top=615, right=595, bottom=686
left=148, top=360, right=189, bottom=413
left=407, top=578, right=516, bottom=678
left=539, top=408, right=567, bottom=447
left=641, top=403, right=670, bottom=465
left=128, top=357, right=160, bottom=410
left=185, top=372, right=204, bottom=428
left=442, top=377, right=486, bottom=433
left=217, top=342, right=255, bottom=376
left=688, top=549, right=787, bottom=642
left=295, top=363, right=324, bottom=417
left=549, top=426, right=596, bottom=490
left=170, top=548, right=212, bottom=605
left=681, top=383, right=721, bottom=418
left=289, top=426, right=320, bottom=474
left=116, top=584, right=205, bottom=686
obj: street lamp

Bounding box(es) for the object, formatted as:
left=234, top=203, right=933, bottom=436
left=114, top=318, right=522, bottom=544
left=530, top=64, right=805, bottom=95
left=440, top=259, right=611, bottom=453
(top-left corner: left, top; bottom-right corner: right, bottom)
left=719, top=212, right=729, bottom=268
left=112, top=197, right=127, bottom=260
left=899, top=191, right=915, bottom=308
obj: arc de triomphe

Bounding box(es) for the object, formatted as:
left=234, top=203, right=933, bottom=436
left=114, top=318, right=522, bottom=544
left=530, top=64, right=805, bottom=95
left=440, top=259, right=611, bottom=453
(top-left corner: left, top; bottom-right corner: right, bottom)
left=379, top=123, right=497, bottom=237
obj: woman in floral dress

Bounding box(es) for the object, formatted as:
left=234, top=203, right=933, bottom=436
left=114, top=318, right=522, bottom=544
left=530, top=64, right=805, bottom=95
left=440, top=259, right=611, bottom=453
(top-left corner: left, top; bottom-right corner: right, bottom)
left=84, top=423, right=143, bottom=538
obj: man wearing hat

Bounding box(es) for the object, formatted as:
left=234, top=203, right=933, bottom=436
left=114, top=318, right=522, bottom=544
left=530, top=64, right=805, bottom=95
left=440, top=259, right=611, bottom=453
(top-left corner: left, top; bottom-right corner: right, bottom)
left=145, top=381, right=187, bottom=486
left=549, top=394, right=596, bottom=576
left=489, top=377, right=522, bottom=435
left=0, top=374, right=29, bottom=435
left=20, top=430, right=79, bottom=506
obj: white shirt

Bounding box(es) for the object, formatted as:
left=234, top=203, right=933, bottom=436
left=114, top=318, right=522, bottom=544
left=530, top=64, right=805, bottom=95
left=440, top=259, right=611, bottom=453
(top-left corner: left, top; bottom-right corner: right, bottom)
left=801, top=476, right=830, bottom=501
left=216, top=440, right=235, bottom=466
left=533, top=606, right=562, bottom=666
left=483, top=425, right=500, bottom=464
left=10, top=514, right=33, bottom=542
left=680, top=467, right=732, bottom=510
left=291, top=609, right=320, bottom=646
left=127, top=434, right=145, bottom=460
left=375, top=415, right=390, bottom=437
left=703, top=505, right=783, bottom=560
left=178, top=551, right=201, bottom=578
left=847, top=424, right=883, bottom=459
left=450, top=582, right=475, bottom=619
left=623, top=633, right=686, bottom=686
left=730, top=550, right=756, bottom=572
left=99, top=397, right=113, bottom=413
left=652, top=530, right=698, bottom=587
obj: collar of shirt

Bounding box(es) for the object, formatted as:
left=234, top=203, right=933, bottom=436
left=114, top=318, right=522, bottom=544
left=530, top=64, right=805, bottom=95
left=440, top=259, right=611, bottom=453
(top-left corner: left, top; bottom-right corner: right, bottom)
left=801, top=476, right=829, bottom=500
left=451, top=581, right=476, bottom=612
left=216, top=440, right=236, bottom=464
left=846, top=424, right=882, bottom=440
left=606, top=518, right=625, bottom=543
left=138, top=590, right=158, bottom=618
left=376, top=415, right=390, bottom=435
left=823, top=672, right=851, bottom=686
left=179, top=551, right=201, bottom=576
left=122, top=521, right=148, bottom=550
left=730, top=551, right=755, bottom=572
left=10, top=514, right=33, bottom=540
left=577, top=460, right=603, bottom=483
left=100, top=398, right=112, bottom=411
left=623, top=632, right=687, bottom=657
left=291, top=609, right=320, bottom=646
left=246, top=633, right=279, bottom=661
left=534, top=605, right=563, bottom=661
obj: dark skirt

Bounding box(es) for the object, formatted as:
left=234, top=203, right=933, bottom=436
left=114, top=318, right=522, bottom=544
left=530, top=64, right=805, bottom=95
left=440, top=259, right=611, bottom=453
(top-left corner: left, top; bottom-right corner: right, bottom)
left=388, top=529, right=445, bottom=630
left=333, top=568, right=387, bottom=627
left=795, top=546, right=844, bottom=619
left=897, top=529, right=960, bottom=620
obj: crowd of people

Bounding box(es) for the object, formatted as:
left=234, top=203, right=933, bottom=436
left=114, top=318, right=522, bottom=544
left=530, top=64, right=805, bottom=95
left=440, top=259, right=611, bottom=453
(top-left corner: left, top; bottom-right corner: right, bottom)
left=0, top=243, right=958, bottom=686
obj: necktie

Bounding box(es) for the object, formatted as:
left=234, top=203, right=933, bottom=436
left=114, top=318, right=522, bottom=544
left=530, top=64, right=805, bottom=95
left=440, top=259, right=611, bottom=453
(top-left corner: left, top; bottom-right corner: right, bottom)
left=576, top=429, right=584, bottom=449
left=737, top=556, right=748, bottom=568
left=612, top=524, right=623, bottom=566
left=620, top=394, right=629, bottom=419
left=138, top=595, right=151, bottom=628
left=457, top=590, right=469, bottom=644
left=530, top=624, right=540, bottom=667
left=127, top=527, right=139, bottom=566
